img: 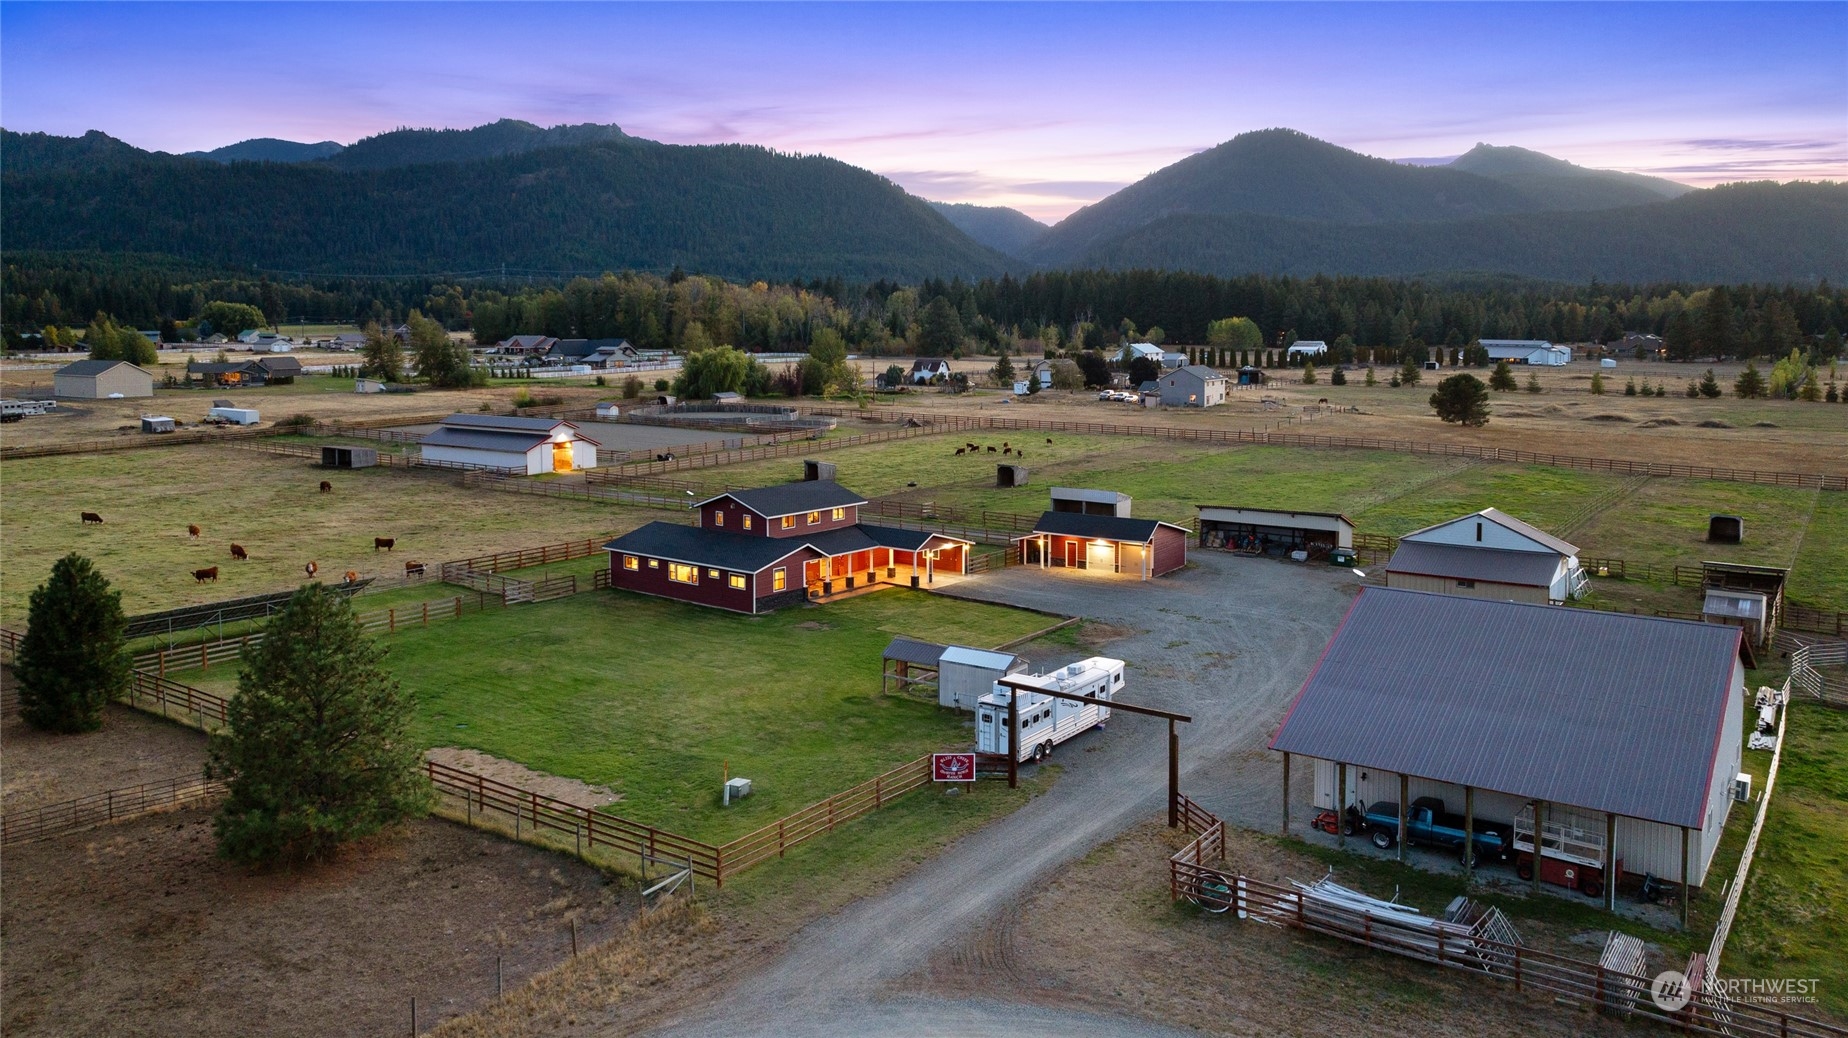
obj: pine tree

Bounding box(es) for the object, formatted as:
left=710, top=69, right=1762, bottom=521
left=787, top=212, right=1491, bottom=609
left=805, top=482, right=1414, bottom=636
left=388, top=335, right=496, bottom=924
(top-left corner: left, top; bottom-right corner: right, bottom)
left=1489, top=360, right=1517, bottom=392
left=1624, top=378, right=1639, bottom=397
left=208, top=584, right=430, bottom=867
left=15, top=553, right=130, bottom=733
left=1363, top=366, right=1377, bottom=387
left=1699, top=369, right=1723, bottom=399
left=1589, top=370, right=1606, bottom=395
left=1398, top=357, right=1423, bottom=386
left=1302, top=362, right=1317, bottom=385
left=1429, top=373, right=1491, bottom=427
left=1734, top=363, right=1766, bottom=399
left=1330, top=366, right=1347, bottom=386
left=1525, top=371, right=1543, bottom=394
left=1799, top=371, right=1822, bottom=402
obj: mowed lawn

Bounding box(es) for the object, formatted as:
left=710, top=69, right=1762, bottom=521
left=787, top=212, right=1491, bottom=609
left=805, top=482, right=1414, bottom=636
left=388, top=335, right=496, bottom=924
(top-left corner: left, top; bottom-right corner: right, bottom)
left=1351, top=464, right=1631, bottom=538
left=0, top=446, right=655, bottom=626
left=190, top=588, right=1056, bottom=844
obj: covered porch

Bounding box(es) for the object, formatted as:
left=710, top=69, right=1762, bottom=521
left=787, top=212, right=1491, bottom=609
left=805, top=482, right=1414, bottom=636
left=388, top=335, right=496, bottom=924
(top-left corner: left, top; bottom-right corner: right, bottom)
left=1015, top=532, right=1153, bottom=579
left=801, top=537, right=971, bottom=598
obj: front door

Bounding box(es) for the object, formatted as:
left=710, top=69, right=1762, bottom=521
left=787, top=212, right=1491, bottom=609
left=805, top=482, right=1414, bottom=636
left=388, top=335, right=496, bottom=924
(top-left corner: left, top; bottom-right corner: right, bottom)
left=551, top=441, right=573, bottom=473
left=1064, top=540, right=1079, bottom=568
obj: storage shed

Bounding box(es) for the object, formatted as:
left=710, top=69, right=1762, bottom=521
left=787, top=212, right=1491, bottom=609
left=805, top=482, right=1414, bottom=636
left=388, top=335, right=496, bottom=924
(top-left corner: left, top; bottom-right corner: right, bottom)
left=1050, top=487, right=1132, bottom=517
left=1271, top=588, right=1746, bottom=903
left=1014, top=512, right=1188, bottom=579
left=1385, top=508, right=1587, bottom=604
left=1196, top=506, right=1354, bottom=556
left=997, top=464, right=1028, bottom=488
left=938, top=645, right=1027, bottom=711
left=419, top=413, right=600, bottom=475
left=320, top=445, right=379, bottom=469
left=1480, top=339, right=1572, bottom=366
left=53, top=359, right=155, bottom=400
left=882, top=636, right=947, bottom=698
left=140, top=415, right=176, bottom=434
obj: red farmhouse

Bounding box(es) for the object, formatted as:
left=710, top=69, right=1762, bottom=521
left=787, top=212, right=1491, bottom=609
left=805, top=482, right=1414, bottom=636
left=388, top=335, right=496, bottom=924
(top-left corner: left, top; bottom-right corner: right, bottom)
left=603, top=480, right=973, bottom=613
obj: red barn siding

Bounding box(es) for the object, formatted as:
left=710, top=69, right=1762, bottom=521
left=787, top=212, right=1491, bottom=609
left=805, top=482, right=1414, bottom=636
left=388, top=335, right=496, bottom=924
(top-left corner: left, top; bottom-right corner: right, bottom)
left=1150, top=525, right=1187, bottom=577
left=702, top=499, right=862, bottom=538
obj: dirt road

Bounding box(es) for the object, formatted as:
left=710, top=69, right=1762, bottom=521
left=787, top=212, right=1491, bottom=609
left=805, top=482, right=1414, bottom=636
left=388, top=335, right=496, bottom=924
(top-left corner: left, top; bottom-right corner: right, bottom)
left=636, top=552, right=1356, bottom=1036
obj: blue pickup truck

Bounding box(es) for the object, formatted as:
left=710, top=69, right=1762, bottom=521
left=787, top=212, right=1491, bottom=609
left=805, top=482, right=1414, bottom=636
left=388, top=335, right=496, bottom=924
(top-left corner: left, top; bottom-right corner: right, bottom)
left=1350, top=797, right=1511, bottom=865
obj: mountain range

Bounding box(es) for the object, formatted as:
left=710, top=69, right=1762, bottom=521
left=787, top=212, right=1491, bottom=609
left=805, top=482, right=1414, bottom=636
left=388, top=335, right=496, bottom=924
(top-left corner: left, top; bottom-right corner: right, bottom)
left=3, top=120, right=1843, bottom=283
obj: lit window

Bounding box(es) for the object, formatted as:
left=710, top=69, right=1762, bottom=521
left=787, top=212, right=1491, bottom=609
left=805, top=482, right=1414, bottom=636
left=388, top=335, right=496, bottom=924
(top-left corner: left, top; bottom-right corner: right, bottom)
left=713, top=510, right=724, bottom=527
left=742, top=514, right=753, bottom=530
left=622, top=555, right=639, bottom=571
left=728, top=574, right=746, bottom=590
left=669, top=563, right=698, bottom=584
left=648, top=559, right=659, bottom=569
left=781, top=516, right=795, bottom=530
left=806, top=511, right=821, bottom=525
left=772, top=567, right=786, bottom=591
left=707, top=568, right=719, bottom=579
left=831, top=507, right=846, bottom=521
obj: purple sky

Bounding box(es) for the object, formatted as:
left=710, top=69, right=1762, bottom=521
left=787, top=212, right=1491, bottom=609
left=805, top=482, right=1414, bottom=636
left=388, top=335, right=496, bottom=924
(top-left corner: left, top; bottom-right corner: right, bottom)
left=4, top=2, right=1844, bottom=222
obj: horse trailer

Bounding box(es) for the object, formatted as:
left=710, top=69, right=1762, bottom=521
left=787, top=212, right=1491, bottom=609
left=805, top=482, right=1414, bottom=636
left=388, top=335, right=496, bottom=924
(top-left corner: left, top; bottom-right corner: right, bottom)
left=976, top=656, right=1124, bottom=762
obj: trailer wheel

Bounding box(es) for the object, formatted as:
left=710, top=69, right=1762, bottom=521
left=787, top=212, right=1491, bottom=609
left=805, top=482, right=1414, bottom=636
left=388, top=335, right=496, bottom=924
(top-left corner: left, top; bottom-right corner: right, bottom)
left=1041, top=741, right=1054, bottom=760
left=1187, top=870, right=1233, bottom=914
left=1581, top=875, right=1603, bottom=899
left=1516, top=858, right=1534, bottom=881
left=1370, top=828, right=1396, bottom=850
left=1032, top=743, right=1047, bottom=763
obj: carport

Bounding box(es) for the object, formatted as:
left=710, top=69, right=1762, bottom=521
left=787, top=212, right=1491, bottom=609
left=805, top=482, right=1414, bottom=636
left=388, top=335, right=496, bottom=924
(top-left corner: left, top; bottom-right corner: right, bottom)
left=1196, top=505, right=1354, bottom=557
left=1013, top=511, right=1189, bottom=579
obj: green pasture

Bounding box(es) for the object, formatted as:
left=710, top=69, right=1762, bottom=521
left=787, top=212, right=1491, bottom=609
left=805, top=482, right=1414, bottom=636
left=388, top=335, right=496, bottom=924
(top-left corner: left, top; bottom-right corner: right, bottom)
left=1569, top=478, right=1819, bottom=580
left=1350, top=464, right=1630, bottom=538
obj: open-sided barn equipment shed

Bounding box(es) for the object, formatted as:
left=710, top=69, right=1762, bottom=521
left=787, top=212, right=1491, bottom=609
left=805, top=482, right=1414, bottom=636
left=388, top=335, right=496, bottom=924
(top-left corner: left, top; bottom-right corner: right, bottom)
left=419, top=414, right=599, bottom=475
left=882, top=636, right=946, bottom=698
left=1196, top=506, right=1354, bottom=556
left=321, top=445, right=379, bottom=469
left=1014, top=512, right=1188, bottom=579
left=1050, top=487, right=1131, bottom=517
left=1271, top=588, right=1745, bottom=913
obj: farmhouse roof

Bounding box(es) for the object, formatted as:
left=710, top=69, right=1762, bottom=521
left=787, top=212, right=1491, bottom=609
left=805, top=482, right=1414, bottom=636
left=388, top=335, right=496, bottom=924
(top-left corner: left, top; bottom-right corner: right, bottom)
left=604, top=522, right=815, bottom=573
left=699, top=480, right=868, bottom=518
left=910, top=358, right=950, bottom=371
left=549, top=337, right=633, bottom=359
left=1402, top=507, right=1578, bottom=556
left=1020, top=511, right=1187, bottom=543
left=1384, top=542, right=1562, bottom=587
left=1175, top=365, right=1226, bottom=382
left=1268, top=587, right=1742, bottom=828
left=56, top=359, right=152, bottom=377
left=883, top=636, right=948, bottom=667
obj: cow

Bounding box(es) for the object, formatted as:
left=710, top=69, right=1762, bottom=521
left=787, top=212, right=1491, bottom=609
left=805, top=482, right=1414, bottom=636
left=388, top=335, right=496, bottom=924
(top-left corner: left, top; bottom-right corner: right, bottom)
left=1003, top=447, right=1012, bottom=455
left=404, top=561, right=426, bottom=577
left=1045, top=438, right=1053, bottom=445
left=954, top=447, right=965, bottom=456
left=320, top=480, right=333, bottom=493
left=374, top=537, right=395, bottom=552
left=230, top=543, right=249, bottom=560
left=188, top=524, right=201, bottom=540
left=305, top=561, right=318, bottom=578
left=193, top=566, right=218, bottom=583
left=81, top=511, right=103, bottom=525
left=344, top=570, right=359, bottom=583
left=986, top=446, right=997, bottom=453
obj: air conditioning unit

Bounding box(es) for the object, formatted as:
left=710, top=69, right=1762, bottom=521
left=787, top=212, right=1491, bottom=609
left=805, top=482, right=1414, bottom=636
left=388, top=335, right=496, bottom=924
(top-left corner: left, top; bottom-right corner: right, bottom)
left=723, top=777, right=752, bottom=806
left=1733, top=773, right=1752, bottom=803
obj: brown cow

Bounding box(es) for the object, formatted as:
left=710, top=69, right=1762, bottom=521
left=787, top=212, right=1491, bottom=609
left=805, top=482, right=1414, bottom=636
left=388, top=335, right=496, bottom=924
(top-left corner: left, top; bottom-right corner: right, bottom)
left=193, top=566, right=218, bottom=583
left=344, top=570, right=359, bottom=583
left=986, top=446, right=997, bottom=453
left=404, top=561, right=426, bottom=577
left=188, top=524, right=201, bottom=540
left=230, top=543, right=249, bottom=560
left=81, top=511, right=103, bottom=525
left=320, top=481, right=333, bottom=493
left=374, top=537, right=394, bottom=552
left=305, top=561, right=318, bottom=578
left=954, top=447, right=965, bottom=456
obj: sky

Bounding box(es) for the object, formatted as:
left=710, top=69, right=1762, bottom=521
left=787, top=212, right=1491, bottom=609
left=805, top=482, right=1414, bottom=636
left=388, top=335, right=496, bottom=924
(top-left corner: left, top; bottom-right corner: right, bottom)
left=3, top=2, right=1844, bottom=223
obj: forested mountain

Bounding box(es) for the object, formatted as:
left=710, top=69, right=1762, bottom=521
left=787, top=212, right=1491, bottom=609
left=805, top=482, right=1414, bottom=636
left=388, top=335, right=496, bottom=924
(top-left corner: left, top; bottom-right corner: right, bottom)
left=1444, top=143, right=1691, bottom=210
left=1061, top=181, right=1848, bottom=283
left=185, top=138, right=346, bottom=163
left=321, top=119, right=639, bottom=170
left=928, top=201, right=1048, bottom=257
left=1, top=129, right=1007, bottom=282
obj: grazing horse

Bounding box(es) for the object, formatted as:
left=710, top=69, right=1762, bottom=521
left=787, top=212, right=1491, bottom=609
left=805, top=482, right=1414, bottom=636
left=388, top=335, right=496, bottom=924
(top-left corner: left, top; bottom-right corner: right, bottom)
left=404, top=561, right=426, bottom=577
left=230, top=543, right=249, bottom=560
left=188, top=524, right=201, bottom=540
left=374, top=537, right=395, bottom=552
left=193, top=566, right=218, bottom=583
left=344, top=570, right=359, bottom=583
left=81, top=511, right=104, bottom=525
left=319, top=480, right=333, bottom=493
left=305, top=561, right=318, bottom=578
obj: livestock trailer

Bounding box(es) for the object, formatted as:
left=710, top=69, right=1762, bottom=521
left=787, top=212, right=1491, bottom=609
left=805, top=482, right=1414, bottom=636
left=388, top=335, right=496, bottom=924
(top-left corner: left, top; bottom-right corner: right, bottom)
left=976, top=656, right=1124, bottom=762
left=208, top=406, right=261, bottom=425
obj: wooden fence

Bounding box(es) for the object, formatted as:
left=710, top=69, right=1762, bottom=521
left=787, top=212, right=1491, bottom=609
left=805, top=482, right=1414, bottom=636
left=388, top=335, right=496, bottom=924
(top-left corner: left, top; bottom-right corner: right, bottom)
left=1167, top=795, right=1228, bottom=906
left=611, top=422, right=936, bottom=476
left=1707, top=680, right=1789, bottom=973
left=1791, top=643, right=1848, bottom=706
left=716, top=755, right=933, bottom=876
left=1, top=774, right=227, bottom=846
left=125, top=670, right=230, bottom=728
left=442, top=537, right=607, bottom=576
left=135, top=594, right=505, bottom=675
left=797, top=405, right=1848, bottom=491
left=0, top=425, right=275, bottom=461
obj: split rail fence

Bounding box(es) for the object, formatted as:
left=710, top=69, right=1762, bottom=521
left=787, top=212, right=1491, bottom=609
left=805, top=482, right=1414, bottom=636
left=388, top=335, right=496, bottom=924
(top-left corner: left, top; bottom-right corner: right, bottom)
left=1, top=775, right=226, bottom=846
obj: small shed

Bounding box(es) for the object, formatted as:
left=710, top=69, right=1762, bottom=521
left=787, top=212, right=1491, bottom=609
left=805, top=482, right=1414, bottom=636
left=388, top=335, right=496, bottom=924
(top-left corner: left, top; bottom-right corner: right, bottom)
left=596, top=402, right=622, bottom=419
left=1235, top=366, right=1266, bottom=386
left=355, top=378, right=386, bottom=394
left=714, top=391, right=744, bottom=405
left=1707, top=515, right=1743, bottom=544
left=938, top=645, right=1027, bottom=711
left=1050, top=487, right=1131, bottom=517
left=1014, top=511, right=1189, bottom=579
left=882, top=636, right=947, bottom=698
left=1703, top=589, right=1769, bottom=648
left=321, top=445, right=380, bottom=469
left=140, top=415, right=176, bottom=434
left=996, top=464, right=1028, bottom=488
left=1600, top=358, right=1618, bottom=369
left=1196, top=505, right=1354, bottom=556
left=803, top=459, right=838, bottom=482
left=53, top=359, right=156, bottom=400
left=1700, top=562, right=1787, bottom=649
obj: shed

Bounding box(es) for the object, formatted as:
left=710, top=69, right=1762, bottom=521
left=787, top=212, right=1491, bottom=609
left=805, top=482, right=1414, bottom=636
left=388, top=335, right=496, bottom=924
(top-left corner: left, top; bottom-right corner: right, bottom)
left=882, top=636, right=947, bottom=698
left=1703, top=589, right=1769, bottom=648
left=320, top=445, right=379, bottom=469
left=1196, top=505, right=1354, bottom=556
left=1481, top=339, right=1572, bottom=366
left=1235, top=366, right=1266, bottom=386
left=1600, top=358, right=1618, bottom=369
left=1014, top=511, right=1189, bottom=579
left=1385, top=508, right=1586, bottom=603
left=802, top=459, right=837, bottom=482
left=1050, top=487, right=1131, bottom=517
left=713, top=391, right=744, bottom=404
left=418, top=413, right=600, bottom=475
left=140, top=415, right=176, bottom=434
left=596, top=402, right=622, bottom=419
left=53, top=359, right=156, bottom=400
left=1699, top=562, right=1787, bottom=648
left=938, top=645, right=1027, bottom=711
left=1286, top=340, right=1329, bottom=361
left=996, top=464, right=1029, bottom=489
left=1707, top=515, right=1743, bottom=544
left=355, top=378, right=386, bottom=394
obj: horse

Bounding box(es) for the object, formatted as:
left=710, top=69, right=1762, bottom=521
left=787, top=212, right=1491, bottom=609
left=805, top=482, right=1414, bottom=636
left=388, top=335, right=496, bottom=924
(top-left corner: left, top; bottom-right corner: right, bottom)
left=320, top=480, right=333, bottom=493
left=344, top=570, right=359, bottom=583
left=193, top=566, right=218, bottom=583
left=188, top=524, right=201, bottom=540
left=81, top=511, right=103, bottom=525
left=374, top=537, right=395, bottom=552
left=230, top=543, right=249, bottom=560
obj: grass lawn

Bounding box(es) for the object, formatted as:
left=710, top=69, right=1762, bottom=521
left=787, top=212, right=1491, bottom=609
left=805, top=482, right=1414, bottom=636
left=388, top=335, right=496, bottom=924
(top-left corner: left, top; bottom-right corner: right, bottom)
left=245, top=588, right=1054, bottom=843
left=1351, top=464, right=1631, bottom=538
left=1786, top=491, right=1848, bottom=611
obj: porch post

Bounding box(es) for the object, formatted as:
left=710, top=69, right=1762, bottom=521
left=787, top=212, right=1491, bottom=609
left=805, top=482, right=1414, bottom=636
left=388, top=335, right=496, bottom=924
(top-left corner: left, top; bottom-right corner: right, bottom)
left=1398, top=774, right=1408, bottom=862
left=1464, top=786, right=1475, bottom=883
left=1533, top=801, right=1545, bottom=895
left=1336, top=762, right=1347, bottom=848
left=1606, top=812, right=1618, bottom=912
left=1280, top=752, right=1290, bottom=836
left=1680, top=826, right=1690, bottom=929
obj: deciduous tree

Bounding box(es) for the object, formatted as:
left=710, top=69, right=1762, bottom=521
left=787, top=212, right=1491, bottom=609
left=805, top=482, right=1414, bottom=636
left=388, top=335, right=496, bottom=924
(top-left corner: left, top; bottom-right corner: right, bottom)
left=360, top=321, right=404, bottom=382
left=16, top=554, right=130, bottom=733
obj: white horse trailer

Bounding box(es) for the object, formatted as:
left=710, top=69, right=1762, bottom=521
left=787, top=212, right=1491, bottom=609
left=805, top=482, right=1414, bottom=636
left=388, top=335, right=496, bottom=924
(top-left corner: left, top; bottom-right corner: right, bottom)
left=976, top=656, right=1124, bottom=762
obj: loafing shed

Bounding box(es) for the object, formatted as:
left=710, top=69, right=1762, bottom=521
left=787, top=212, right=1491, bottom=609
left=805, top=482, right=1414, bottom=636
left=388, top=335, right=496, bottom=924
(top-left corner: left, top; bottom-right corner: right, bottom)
left=1014, top=512, right=1188, bottom=579
left=1196, top=506, right=1354, bottom=556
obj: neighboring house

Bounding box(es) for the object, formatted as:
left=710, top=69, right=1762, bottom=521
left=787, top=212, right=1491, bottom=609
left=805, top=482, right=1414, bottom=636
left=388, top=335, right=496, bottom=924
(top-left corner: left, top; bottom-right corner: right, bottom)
left=1119, top=342, right=1164, bottom=365
left=546, top=338, right=636, bottom=368
left=1286, top=340, right=1329, bottom=361
left=1160, top=352, right=1188, bottom=369
left=1615, top=333, right=1664, bottom=357
left=329, top=333, right=369, bottom=351
left=237, top=330, right=293, bottom=351
left=186, top=360, right=273, bottom=388
left=1014, top=511, right=1189, bottom=579
left=254, top=355, right=303, bottom=383
left=1480, top=339, right=1572, bottom=366
left=1155, top=365, right=1227, bottom=408
left=1271, top=587, right=1746, bottom=895
left=493, top=334, right=560, bottom=356
left=53, top=359, right=155, bottom=399
left=603, top=479, right=973, bottom=614
left=909, top=359, right=952, bottom=384
left=1027, top=360, right=1055, bottom=388
left=418, top=413, right=600, bottom=475
left=1385, top=507, right=1588, bottom=604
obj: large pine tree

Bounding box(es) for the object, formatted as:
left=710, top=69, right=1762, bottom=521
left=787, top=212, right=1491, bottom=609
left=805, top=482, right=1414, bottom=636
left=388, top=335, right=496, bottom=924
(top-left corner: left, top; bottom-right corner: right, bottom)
left=16, top=553, right=130, bottom=733
left=208, top=584, right=429, bottom=866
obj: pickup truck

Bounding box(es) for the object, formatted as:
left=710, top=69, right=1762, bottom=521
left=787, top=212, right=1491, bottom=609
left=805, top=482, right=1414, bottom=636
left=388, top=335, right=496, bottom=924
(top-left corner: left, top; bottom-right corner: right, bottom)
left=1351, top=797, right=1511, bottom=865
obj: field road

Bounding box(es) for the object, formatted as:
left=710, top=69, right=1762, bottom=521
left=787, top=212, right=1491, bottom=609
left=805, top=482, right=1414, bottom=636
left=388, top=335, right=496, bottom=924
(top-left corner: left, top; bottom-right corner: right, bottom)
left=635, top=551, right=1358, bottom=1037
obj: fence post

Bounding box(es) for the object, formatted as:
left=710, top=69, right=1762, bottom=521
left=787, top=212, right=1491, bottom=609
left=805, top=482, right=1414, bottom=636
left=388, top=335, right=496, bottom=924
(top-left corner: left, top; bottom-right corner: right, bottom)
left=875, top=774, right=882, bottom=810
left=389, top=608, right=396, bottom=633
left=423, top=602, right=429, bottom=626
left=779, top=818, right=786, bottom=858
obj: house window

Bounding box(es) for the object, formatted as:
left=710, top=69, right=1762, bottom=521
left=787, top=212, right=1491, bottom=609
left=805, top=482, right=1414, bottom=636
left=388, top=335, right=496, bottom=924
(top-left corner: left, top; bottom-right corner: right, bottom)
left=742, top=514, right=753, bottom=530
left=781, top=516, right=795, bottom=530
left=831, top=507, right=846, bottom=521
left=806, top=511, right=821, bottom=525
left=773, top=567, right=787, bottom=591
left=728, top=573, right=746, bottom=590
left=713, top=510, right=724, bottom=527
left=668, top=563, right=698, bottom=584
left=622, top=555, right=639, bottom=571
left=1456, top=579, right=1476, bottom=589
left=648, top=559, right=659, bottom=568
left=707, top=568, right=720, bottom=579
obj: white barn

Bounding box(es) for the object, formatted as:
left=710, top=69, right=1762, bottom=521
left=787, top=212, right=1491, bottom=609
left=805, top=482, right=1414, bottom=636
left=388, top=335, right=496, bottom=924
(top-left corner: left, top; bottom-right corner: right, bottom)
left=1285, top=340, right=1328, bottom=361
left=1272, top=588, right=1746, bottom=903
left=1481, top=339, right=1572, bottom=366
left=418, top=413, right=600, bottom=475
left=1386, top=507, right=1587, bottom=604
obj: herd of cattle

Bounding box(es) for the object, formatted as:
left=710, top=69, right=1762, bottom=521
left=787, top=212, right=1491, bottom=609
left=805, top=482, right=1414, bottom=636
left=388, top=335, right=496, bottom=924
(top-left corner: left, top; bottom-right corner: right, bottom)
left=951, top=437, right=1054, bottom=460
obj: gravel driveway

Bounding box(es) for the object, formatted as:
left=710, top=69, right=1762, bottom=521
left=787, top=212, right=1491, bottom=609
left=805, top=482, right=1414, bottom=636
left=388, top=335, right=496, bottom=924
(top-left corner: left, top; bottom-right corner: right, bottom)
left=637, top=552, right=1359, bottom=1037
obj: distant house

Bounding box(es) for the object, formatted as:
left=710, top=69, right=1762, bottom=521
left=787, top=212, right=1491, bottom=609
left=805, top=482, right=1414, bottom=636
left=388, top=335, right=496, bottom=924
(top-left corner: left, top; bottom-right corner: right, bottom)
left=1119, top=342, right=1164, bottom=365
left=1155, top=365, right=1227, bottom=408
left=546, top=338, right=635, bottom=368
left=1160, top=351, right=1187, bottom=369
left=494, top=334, right=560, bottom=356
left=53, top=359, right=155, bottom=400
left=254, top=355, right=303, bottom=383
left=329, top=333, right=369, bottom=351
left=418, top=414, right=600, bottom=475
left=1481, top=339, right=1572, bottom=366
left=909, top=359, right=951, bottom=384
left=186, top=360, right=273, bottom=388
left=1385, top=507, right=1588, bottom=604
left=1616, top=333, right=1664, bottom=357
left=1028, top=360, right=1055, bottom=388
left=1286, top=340, right=1329, bottom=361
left=237, top=330, right=293, bottom=351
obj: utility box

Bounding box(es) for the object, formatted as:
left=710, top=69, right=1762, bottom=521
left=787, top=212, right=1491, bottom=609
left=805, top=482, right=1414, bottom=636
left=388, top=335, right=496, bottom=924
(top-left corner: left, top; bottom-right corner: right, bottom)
left=723, top=777, right=753, bottom=805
